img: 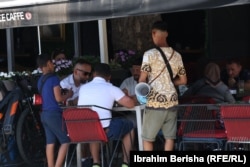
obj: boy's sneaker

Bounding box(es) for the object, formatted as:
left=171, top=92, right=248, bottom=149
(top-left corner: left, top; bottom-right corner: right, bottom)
left=92, top=163, right=100, bottom=167
left=121, top=162, right=129, bottom=167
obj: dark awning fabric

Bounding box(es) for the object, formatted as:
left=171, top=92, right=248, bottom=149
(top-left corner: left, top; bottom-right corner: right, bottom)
left=0, top=0, right=250, bottom=29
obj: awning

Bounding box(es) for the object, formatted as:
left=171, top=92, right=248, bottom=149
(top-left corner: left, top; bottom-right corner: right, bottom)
left=1, top=0, right=250, bottom=29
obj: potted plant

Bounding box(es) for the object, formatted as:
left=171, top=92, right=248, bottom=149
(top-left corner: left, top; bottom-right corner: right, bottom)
left=53, top=59, right=73, bottom=79
left=0, top=71, right=17, bottom=91
left=111, top=49, right=139, bottom=70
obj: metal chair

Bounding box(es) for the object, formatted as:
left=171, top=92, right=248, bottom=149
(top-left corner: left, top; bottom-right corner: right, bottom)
left=242, top=96, right=250, bottom=103
left=62, top=106, right=108, bottom=167
left=178, top=96, right=226, bottom=151
left=221, top=104, right=250, bottom=151
left=63, top=106, right=129, bottom=167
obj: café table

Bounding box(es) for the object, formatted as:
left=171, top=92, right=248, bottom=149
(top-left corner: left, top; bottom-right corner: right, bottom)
left=73, top=104, right=145, bottom=167
left=230, top=89, right=250, bottom=101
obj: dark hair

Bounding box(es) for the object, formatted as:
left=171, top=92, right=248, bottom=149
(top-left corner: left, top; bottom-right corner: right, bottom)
left=74, top=58, right=91, bottom=67
left=93, top=63, right=111, bottom=77
left=226, top=58, right=241, bottom=65
left=51, top=48, right=65, bottom=59
left=133, top=56, right=143, bottom=66
left=151, top=21, right=168, bottom=31
left=37, top=53, right=51, bottom=68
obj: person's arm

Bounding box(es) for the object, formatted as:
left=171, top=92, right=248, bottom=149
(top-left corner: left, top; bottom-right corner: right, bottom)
left=173, top=74, right=187, bottom=86
left=138, top=71, right=148, bottom=83
left=117, top=95, right=136, bottom=108
left=54, top=85, right=73, bottom=102
left=224, top=90, right=236, bottom=103
left=173, top=55, right=187, bottom=86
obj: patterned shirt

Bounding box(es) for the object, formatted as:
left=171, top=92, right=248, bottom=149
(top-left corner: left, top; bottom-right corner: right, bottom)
left=141, top=47, right=186, bottom=109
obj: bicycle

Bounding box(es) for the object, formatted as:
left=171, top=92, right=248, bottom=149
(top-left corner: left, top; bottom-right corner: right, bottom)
left=0, top=74, right=46, bottom=166
left=15, top=74, right=46, bottom=166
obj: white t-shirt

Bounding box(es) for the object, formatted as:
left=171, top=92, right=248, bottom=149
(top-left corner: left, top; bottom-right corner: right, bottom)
left=78, top=77, right=125, bottom=128
left=120, top=76, right=137, bottom=96
left=60, top=74, right=81, bottom=101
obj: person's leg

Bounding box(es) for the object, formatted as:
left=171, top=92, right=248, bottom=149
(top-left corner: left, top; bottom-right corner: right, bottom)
left=89, top=142, right=100, bottom=165
left=141, top=109, right=164, bottom=151
left=46, top=113, right=70, bottom=167
left=41, top=113, right=57, bottom=167
left=81, top=143, right=91, bottom=161
left=143, top=140, right=154, bottom=151
left=122, top=129, right=134, bottom=163
left=107, top=118, right=134, bottom=166
left=164, top=139, right=175, bottom=151
left=55, top=143, right=69, bottom=167
left=46, top=143, right=55, bottom=167
left=162, top=107, right=177, bottom=151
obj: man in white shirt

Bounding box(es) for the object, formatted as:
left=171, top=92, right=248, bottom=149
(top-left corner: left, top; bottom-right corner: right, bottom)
left=78, top=63, right=135, bottom=167
left=120, top=62, right=142, bottom=128
left=60, top=59, right=92, bottom=106
left=120, top=64, right=141, bottom=101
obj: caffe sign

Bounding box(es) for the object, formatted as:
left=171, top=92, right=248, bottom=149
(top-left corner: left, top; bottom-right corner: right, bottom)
left=0, top=11, right=32, bottom=22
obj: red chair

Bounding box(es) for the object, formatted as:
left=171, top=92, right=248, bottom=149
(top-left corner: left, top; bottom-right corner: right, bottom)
left=178, top=96, right=226, bottom=151
left=221, top=105, right=250, bottom=150
left=62, top=106, right=108, bottom=167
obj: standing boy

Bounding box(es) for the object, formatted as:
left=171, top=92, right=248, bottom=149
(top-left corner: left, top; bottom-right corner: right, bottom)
left=37, top=53, right=73, bottom=167
left=139, top=21, right=187, bottom=151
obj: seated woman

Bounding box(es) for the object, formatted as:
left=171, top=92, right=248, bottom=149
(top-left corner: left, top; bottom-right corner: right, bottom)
left=182, top=62, right=235, bottom=104
left=182, top=62, right=235, bottom=129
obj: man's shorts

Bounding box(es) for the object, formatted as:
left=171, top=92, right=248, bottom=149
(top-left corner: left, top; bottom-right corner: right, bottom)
left=106, top=117, right=134, bottom=140
left=142, top=107, right=177, bottom=142
left=41, top=111, right=70, bottom=144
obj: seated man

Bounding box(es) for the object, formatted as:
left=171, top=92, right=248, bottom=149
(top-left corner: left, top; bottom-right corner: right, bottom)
left=60, top=59, right=92, bottom=163
left=120, top=61, right=141, bottom=103
left=120, top=61, right=142, bottom=128
left=78, top=63, right=136, bottom=167
left=221, top=58, right=250, bottom=90
left=60, top=59, right=92, bottom=106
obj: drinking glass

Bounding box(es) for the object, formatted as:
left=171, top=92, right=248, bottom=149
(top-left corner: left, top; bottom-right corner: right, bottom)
left=238, top=80, right=245, bottom=94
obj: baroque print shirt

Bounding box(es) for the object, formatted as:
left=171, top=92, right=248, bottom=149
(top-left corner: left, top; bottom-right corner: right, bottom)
left=141, top=47, right=186, bottom=109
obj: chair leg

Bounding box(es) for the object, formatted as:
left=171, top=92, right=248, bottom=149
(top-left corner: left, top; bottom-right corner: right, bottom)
left=100, top=143, right=104, bottom=167
left=108, top=140, right=121, bottom=167
left=64, top=147, right=69, bottom=167
left=178, top=141, right=183, bottom=151
left=64, top=145, right=76, bottom=167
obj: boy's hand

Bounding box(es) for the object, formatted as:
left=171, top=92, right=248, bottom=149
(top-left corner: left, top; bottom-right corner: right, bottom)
left=67, top=89, right=73, bottom=98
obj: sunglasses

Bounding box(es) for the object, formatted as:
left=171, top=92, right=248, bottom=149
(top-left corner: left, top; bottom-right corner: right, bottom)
left=77, top=69, right=91, bottom=76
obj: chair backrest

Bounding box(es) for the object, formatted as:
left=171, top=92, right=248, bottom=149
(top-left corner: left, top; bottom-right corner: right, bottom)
left=179, top=95, right=216, bottom=104
left=220, top=105, right=250, bottom=141
left=178, top=104, right=219, bottom=136
left=242, top=96, right=250, bottom=103
left=62, top=107, right=108, bottom=143
left=178, top=96, right=216, bottom=137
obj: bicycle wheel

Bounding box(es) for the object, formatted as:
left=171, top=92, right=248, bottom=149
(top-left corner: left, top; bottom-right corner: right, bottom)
left=16, top=108, right=46, bottom=166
